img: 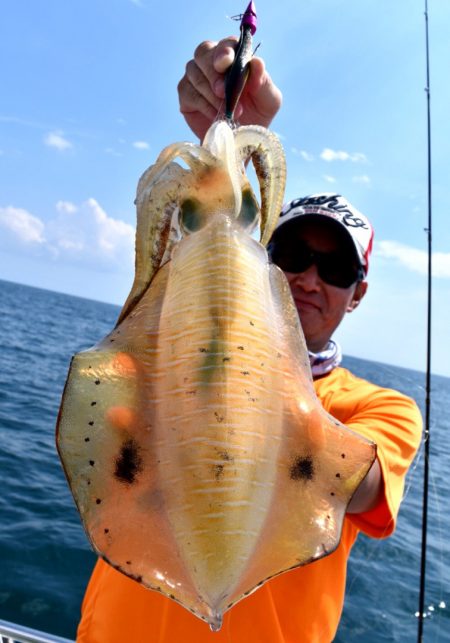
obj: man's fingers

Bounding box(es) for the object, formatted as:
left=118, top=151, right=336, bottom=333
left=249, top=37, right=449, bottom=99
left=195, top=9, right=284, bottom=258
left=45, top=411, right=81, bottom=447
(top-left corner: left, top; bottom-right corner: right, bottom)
left=184, top=59, right=222, bottom=111
left=213, top=38, right=238, bottom=73
left=246, top=56, right=266, bottom=93
left=177, top=74, right=218, bottom=123
left=178, top=37, right=281, bottom=136
left=194, top=38, right=238, bottom=89
left=244, top=57, right=282, bottom=123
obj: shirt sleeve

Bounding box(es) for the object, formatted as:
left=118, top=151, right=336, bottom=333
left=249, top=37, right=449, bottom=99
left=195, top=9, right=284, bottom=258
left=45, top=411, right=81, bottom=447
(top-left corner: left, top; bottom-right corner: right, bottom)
left=343, top=386, right=423, bottom=538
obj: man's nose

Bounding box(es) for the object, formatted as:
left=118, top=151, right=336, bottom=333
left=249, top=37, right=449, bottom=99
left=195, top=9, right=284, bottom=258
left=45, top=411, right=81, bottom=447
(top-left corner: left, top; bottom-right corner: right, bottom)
left=291, top=264, right=321, bottom=291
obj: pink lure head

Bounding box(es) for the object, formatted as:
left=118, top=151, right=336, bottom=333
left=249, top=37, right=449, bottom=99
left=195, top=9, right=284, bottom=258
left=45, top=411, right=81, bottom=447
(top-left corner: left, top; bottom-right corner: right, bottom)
left=242, top=1, right=257, bottom=35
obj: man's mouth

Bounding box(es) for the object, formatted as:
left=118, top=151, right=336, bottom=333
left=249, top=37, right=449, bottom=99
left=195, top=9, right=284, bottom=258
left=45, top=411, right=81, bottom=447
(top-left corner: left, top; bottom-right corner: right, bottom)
left=293, top=297, right=321, bottom=313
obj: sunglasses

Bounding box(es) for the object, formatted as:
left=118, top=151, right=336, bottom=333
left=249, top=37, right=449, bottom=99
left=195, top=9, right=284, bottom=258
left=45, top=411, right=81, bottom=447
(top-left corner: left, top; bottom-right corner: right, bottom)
left=268, top=238, right=365, bottom=289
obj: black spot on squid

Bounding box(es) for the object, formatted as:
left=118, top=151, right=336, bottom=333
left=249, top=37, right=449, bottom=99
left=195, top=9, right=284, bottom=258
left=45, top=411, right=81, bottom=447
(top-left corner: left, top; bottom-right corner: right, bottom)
left=290, top=456, right=314, bottom=482
left=114, top=438, right=143, bottom=484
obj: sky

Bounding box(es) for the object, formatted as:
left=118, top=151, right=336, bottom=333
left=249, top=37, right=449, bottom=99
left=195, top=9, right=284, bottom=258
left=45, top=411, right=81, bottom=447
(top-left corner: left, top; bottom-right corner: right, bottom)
left=1, top=0, right=449, bottom=377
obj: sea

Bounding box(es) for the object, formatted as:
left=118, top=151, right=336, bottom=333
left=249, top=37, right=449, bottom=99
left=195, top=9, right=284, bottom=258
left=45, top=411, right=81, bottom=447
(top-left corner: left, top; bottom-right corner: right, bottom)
left=0, top=278, right=448, bottom=642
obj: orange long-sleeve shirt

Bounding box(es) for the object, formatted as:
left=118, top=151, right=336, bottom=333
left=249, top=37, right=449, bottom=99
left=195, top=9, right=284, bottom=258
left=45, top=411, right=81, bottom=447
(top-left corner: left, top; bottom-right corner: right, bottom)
left=77, top=367, right=422, bottom=643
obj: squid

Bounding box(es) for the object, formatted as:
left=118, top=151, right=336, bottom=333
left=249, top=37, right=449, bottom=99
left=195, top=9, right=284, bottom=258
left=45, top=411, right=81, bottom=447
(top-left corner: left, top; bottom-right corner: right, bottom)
left=56, top=120, right=376, bottom=631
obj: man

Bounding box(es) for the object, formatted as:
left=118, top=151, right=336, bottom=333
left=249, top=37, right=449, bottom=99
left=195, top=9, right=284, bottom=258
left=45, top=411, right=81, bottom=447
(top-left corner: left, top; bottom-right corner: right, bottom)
left=77, top=40, right=422, bottom=642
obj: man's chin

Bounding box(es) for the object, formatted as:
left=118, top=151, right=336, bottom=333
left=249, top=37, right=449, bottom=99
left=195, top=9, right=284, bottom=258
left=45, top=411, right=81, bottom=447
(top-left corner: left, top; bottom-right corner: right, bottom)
left=297, top=307, right=319, bottom=328
left=296, top=315, right=323, bottom=353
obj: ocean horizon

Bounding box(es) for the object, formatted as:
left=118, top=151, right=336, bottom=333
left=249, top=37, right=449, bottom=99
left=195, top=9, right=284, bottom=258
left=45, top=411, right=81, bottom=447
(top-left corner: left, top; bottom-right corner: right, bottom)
left=1, top=277, right=445, bottom=381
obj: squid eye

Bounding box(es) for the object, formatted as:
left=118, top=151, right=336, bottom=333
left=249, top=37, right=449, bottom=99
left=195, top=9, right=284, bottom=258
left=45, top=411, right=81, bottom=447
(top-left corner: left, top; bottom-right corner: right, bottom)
left=236, top=188, right=259, bottom=230
left=179, top=198, right=203, bottom=233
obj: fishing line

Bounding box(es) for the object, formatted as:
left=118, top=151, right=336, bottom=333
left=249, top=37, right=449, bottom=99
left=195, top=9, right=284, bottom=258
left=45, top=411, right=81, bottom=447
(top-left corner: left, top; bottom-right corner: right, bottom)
left=417, top=0, right=433, bottom=639
left=341, top=357, right=440, bottom=637
left=344, top=435, right=422, bottom=596
left=422, top=454, right=447, bottom=632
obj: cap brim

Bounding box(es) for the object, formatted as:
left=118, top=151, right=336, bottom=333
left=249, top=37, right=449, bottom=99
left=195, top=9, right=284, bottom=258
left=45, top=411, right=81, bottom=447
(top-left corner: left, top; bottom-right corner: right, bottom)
left=273, top=213, right=364, bottom=269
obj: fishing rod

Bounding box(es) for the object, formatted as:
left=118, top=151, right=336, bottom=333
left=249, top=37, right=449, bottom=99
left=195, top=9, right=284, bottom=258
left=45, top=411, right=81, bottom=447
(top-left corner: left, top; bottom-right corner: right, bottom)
left=417, top=0, right=432, bottom=640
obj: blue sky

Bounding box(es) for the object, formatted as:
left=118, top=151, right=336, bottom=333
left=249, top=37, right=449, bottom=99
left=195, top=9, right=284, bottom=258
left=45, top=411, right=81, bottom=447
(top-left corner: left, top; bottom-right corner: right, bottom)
left=1, top=1, right=449, bottom=377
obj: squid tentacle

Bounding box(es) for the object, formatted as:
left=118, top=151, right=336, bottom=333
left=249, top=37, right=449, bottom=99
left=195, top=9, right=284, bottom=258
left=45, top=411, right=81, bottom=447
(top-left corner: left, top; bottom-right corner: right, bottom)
left=117, top=162, right=190, bottom=325
left=202, top=121, right=243, bottom=217
left=117, top=143, right=221, bottom=324
left=145, top=142, right=217, bottom=187
left=234, top=125, right=286, bottom=246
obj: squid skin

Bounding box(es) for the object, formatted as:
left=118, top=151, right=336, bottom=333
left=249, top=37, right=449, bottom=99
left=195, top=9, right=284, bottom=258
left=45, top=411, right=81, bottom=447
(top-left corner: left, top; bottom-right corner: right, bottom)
left=56, top=120, right=376, bottom=631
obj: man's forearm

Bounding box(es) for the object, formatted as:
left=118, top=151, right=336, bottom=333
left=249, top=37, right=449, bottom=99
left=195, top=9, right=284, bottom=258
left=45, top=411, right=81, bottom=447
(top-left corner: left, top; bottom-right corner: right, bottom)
left=347, top=458, right=382, bottom=514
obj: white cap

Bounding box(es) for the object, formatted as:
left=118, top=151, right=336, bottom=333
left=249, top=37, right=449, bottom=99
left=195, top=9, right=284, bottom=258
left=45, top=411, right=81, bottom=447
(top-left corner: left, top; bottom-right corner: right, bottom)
left=276, top=193, right=374, bottom=274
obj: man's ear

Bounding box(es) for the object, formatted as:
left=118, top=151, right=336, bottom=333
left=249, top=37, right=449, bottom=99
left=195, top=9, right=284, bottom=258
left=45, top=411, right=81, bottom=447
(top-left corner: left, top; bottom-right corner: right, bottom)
left=347, top=280, right=368, bottom=312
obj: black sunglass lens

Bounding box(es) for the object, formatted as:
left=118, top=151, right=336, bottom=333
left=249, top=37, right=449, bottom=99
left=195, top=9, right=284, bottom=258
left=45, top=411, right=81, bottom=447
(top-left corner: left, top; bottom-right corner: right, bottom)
left=269, top=239, right=360, bottom=288
left=317, top=254, right=359, bottom=288
left=269, top=240, right=312, bottom=273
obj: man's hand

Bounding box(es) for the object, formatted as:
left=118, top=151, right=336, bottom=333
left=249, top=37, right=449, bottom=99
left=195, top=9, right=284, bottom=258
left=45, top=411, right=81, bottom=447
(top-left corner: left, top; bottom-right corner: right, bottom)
left=177, top=38, right=282, bottom=141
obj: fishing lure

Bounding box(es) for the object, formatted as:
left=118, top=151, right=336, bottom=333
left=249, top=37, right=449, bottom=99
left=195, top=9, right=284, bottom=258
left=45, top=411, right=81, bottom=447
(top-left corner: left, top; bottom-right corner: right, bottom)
left=224, top=1, right=258, bottom=121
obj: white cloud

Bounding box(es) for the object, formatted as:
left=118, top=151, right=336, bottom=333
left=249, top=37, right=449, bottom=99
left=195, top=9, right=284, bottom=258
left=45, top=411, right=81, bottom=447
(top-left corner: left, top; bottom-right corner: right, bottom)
left=44, top=130, right=73, bottom=151
left=47, top=198, right=134, bottom=266
left=57, top=238, right=84, bottom=252
left=56, top=200, right=77, bottom=214
left=133, top=141, right=150, bottom=150
left=105, top=147, right=123, bottom=157
left=323, top=175, right=336, bottom=184
left=320, top=148, right=367, bottom=163
left=352, top=175, right=371, bottom=185
left=0, top=206, right=45, bottom=244
left=0, top=200, right=134, bottom=271
left=0, top=115, right=47, bottom=129
left=291, top=147, right=314, bottom=161
left=376, top=240, right=450, bottom=278
left=87, top=198, right=134, bottom=260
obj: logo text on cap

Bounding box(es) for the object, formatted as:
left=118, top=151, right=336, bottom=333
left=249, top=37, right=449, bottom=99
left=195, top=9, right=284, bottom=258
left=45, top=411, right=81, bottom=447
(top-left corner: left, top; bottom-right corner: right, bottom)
left=286, top=195, right=369, bottom=230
